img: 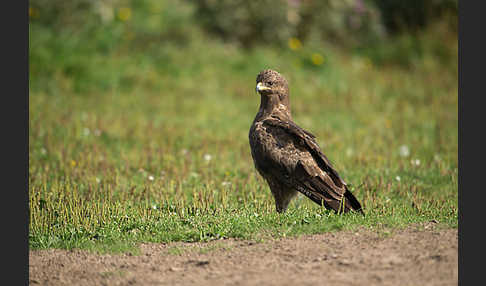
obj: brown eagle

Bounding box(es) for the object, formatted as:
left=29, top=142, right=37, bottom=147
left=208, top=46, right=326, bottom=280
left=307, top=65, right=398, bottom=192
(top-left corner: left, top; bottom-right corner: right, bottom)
left=249, top=69, right=363, bottom=215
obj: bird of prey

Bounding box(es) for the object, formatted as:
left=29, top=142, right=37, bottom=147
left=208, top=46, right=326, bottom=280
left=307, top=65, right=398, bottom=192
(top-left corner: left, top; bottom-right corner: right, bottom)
left=249, top=69, right=363, bottom=215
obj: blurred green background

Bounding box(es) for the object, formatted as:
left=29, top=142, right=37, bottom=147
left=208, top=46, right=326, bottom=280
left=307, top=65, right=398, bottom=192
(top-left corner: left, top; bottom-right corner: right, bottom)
left=29, top=0, right=457, bottom=249
left=29, top=0, right=457, bottom=94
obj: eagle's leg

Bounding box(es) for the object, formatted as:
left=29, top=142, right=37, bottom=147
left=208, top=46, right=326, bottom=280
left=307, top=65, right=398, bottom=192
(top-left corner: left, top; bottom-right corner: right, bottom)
left=267, top=179, right=298, bottom=213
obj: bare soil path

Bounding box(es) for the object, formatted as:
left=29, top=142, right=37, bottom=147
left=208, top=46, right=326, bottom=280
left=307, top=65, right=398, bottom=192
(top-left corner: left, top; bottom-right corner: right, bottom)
left=30, top=223, right=457, bottom=286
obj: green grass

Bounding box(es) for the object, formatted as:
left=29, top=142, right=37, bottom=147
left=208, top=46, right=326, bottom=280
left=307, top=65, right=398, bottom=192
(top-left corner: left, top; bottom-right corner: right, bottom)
left=29, top=12, right=457, bottom=253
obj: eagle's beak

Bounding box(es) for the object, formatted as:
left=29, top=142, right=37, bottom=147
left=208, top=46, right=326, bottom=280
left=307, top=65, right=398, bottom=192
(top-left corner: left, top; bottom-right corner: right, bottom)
left=256, top=82, right=270, bottom=93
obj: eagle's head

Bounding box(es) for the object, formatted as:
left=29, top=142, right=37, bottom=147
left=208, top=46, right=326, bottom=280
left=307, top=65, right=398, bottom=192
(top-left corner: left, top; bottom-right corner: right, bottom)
left=255, top=69, right=289, bottom=97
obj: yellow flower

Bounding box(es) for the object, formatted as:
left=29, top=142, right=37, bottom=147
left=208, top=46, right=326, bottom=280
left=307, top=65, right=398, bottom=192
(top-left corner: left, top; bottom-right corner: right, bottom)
left=311, top=53, right=324, bottom=66
left=117, top=7, right=132, bottom=22
left=71, top=160, right=77, bottom=167
left=29, top=7, right=39, bottom=19
left=288, top=37, right=302, bottom=51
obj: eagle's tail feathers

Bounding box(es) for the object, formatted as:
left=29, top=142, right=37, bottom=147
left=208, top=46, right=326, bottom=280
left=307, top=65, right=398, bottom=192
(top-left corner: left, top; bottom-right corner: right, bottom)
left=342, top=189, right=365, bottom=216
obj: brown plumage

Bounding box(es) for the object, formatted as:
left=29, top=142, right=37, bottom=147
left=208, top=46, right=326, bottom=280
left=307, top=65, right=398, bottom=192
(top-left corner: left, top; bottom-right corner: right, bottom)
left=249, top=69, right=364, bottom=215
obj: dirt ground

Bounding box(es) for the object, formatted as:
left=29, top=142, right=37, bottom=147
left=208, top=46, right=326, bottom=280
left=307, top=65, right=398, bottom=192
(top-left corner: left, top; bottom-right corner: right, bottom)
left=29, top=223, right=457, bottom=286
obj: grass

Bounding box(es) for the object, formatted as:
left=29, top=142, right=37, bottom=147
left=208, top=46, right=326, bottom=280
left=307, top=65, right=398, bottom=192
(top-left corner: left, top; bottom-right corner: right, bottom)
left=29, top=10, right=457, bottom=253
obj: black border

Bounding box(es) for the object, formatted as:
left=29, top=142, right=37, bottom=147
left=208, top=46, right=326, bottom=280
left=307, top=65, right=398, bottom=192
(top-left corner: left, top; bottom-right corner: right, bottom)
left=3, top=0, right=29, bottom=284
left=458, top=1, right=483, bottom=285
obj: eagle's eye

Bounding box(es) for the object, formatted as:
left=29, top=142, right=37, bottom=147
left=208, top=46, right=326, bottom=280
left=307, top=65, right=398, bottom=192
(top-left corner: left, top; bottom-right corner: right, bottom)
left=267, top=81, right=274, bottom=86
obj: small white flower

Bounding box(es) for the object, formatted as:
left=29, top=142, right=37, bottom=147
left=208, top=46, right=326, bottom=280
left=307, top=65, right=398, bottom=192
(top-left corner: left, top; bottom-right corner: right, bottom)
left=83, top=128, right=90, bottom=136
left=411, top=159, right=421, bottom=166
left=152, top=205, right=157, bottom=210
left=95, top=177, right=101, bottom=184
left=221, top=181, right=231, bottom=187
left=148, top=175, right=154, bottom=181
left=399, top=145, right=410, bottom=157
left=203, top=154, right=212, bottom=162
left=40, top=148, right=47, bottom=155
left=395, top=176, right=401, bottom=182
left=346, top=147, right=354, bottom=157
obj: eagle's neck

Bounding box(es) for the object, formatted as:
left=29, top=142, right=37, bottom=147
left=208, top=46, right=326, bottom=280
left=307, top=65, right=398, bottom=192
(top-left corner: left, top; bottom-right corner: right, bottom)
left=256, top=93, right=292, bottom=121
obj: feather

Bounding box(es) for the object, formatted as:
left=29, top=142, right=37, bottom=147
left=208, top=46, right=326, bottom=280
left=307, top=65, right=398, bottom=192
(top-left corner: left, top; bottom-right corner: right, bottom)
left=249, top=69, right=364, bottom=215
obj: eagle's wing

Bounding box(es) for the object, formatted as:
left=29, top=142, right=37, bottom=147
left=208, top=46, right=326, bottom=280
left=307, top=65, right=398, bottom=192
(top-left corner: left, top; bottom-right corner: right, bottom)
left=262, top=115, right=363, bottom=214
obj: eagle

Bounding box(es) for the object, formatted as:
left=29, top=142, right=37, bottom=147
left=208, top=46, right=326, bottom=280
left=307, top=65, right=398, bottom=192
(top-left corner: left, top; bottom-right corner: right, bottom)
left=249, top=69, right=364, bottom=215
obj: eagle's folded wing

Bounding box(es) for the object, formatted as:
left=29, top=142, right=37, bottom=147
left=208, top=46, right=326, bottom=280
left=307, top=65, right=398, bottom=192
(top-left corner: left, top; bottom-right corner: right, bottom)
left=262, top=116, right=363, bottom=214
